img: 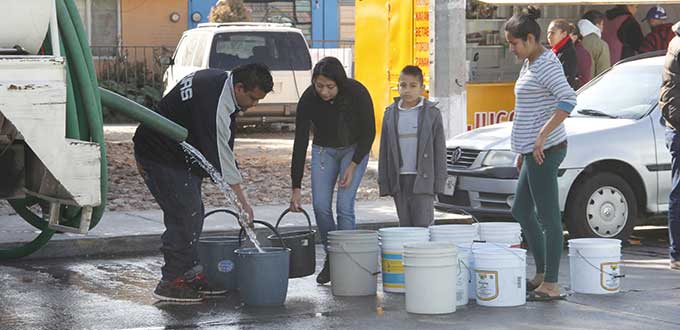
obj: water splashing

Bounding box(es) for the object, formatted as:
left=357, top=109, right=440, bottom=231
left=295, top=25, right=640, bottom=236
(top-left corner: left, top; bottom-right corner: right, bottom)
left=180, top=141, right=264, bottom=253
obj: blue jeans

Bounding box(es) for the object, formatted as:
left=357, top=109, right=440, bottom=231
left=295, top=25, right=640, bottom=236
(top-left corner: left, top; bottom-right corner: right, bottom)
left=135, top=151, right=205, bottom=281
left=666, top=128, right=680, bottom=261
left=311, top=144, right=369, bottom=250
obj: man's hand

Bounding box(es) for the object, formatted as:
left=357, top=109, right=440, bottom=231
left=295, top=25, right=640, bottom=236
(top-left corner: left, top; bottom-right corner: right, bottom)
left=289, top=188, right=302, bottom=212
left=229, top=183, right=253, bottom=226
left=241, top=200, right=254, bottom=227
left=339, top=162, right=357, bottom=188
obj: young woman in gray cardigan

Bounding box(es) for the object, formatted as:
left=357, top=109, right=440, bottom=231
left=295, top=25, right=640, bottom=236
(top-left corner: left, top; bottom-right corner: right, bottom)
left=378, top=66, right=447, bottom=227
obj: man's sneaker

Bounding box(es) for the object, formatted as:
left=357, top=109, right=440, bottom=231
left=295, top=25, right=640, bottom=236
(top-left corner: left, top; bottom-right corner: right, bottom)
left=152, top=278, right=203, bottom=302
left=671, top=260, right=680, bottom=270
left=188, top=273, right=228, bottom=295
left=316, top=257, right=331, bottom=284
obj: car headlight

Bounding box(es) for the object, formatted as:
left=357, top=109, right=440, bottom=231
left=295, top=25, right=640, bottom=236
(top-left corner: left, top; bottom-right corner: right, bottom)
left=482, top=150, right=517, bottom=167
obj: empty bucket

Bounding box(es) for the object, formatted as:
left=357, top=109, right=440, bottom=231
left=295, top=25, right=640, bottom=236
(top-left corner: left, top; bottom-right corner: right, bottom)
left=199, top=209, right=244, bottom=291
left=568, top=238, right=622, bottom=294
left=328, top=230, right=379, bottom=296
left=403, top=242, right=458, bottom=314
left=430, top=224, right=480, bottom=246
left=235, top=220, right=291, bottom=306
left=473, top=248, right=527, bottom=307
left=268, top=208, right=316, bottom=278
left=379, top=227, right=430, bottom=293
left=479, top=222, right=522, bottom=248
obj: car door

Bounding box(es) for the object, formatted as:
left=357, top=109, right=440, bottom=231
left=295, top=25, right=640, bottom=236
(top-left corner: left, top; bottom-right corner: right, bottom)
left=653, top=108, right=673, bottom=212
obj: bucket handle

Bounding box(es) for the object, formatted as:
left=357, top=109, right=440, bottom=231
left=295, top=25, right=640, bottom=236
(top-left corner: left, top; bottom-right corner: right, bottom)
left=275, top=208, right=313, bottom=233
left=455, top=209, right=480, bottom=225
left=575, top=249, right=625, bottom=279
left=468, top=241, right=526, bottom=262
left=204, top=208, right=240, bottom=223
left=238, top=220, right=287, bottom=249
left=458, top=259, right=472, bottom=283
left=338, top=243, right=380, bottom=276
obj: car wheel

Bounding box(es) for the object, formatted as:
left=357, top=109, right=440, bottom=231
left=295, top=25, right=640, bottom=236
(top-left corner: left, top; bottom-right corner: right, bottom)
left=565, top=172, right=638, bottom=240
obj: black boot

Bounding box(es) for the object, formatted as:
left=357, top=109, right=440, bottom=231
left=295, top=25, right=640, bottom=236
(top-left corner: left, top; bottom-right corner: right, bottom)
left=316, top=257, right=331, bottom=284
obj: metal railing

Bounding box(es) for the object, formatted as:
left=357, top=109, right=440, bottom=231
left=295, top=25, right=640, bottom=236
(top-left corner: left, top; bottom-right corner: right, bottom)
left=91, top=45, right=175, bottom=114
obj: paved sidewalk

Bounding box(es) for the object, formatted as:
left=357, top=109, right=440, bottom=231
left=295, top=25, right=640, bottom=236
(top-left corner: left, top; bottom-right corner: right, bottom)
left=0, top=200, right=470, bottom=259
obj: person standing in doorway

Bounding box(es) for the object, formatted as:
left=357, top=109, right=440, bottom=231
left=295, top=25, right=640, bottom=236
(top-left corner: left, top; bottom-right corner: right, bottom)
left=603, top=5, right=644, bottom=62
left=289, top=57, right=376, bottom=284
left=658, top=22, right=680, bottom=270
left=133, top=64, right=273, bottom=302
left=378, top=65, right=447, bottom=227
left=503, top=7, right=577, bottom=300
left=579, top=10, right=612, bottom=78
left=547, top=19, right=579, bottom=89
left=640, top=6, right=674, bottom=53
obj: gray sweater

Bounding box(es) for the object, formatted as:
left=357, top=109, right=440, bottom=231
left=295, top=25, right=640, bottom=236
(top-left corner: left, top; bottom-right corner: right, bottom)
left=378, top=98, right=447, bottom=196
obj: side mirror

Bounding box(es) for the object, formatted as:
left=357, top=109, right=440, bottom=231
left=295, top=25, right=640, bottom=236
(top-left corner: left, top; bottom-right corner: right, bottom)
left=160, top=56, right=174, bottom=66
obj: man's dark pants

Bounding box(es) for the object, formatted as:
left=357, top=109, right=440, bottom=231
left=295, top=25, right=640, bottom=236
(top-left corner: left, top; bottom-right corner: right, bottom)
left=135, top=151, right=205, bottom=281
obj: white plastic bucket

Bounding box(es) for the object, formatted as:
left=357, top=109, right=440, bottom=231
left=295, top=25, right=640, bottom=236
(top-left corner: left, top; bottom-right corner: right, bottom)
left=403, top=242, right=458, bottom=314
left=568, top=238, right=622, bottom=294
left=430, top=224, right=480, bottom=246
left=328, top=230, right=379, bottom=296
left=479, top=223, right=522, bottom=248
left=379, top=227, right=430, bottom=293
left=473, top=248, right=527, bottom=307
left=464, top=242, right=510, bottom=301
left=455, top=247, right=471, bottom=306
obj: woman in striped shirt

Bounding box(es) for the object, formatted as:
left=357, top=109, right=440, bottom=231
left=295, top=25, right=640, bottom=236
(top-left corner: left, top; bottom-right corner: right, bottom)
left=504, top=7, right=577, bottom=301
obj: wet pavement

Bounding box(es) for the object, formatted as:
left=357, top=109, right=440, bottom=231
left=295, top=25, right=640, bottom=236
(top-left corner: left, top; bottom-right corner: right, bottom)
left=1, top=227, right=680, bottom=330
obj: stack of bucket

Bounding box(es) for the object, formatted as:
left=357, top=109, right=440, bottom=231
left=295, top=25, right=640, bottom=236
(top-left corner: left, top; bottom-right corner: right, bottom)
left=403, top=242, right=459, bottom=314
left=568, top=238, right=623, bottom=294
left=328, top=230, right=380, bottom=296
left=429, top=224, right=478, bottom=306
left=379, top=227, right=430, bottom=293
left=472, top=247, right=527, bottom=307
left=479, top=222, right=523, bottom=248
left=429, top=224, right=479, bottom=245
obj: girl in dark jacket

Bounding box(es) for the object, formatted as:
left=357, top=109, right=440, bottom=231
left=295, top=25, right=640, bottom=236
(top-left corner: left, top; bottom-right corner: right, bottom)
left=289, top=57, right=376, bottom=284
left=548, top=19, right=579, bottom=90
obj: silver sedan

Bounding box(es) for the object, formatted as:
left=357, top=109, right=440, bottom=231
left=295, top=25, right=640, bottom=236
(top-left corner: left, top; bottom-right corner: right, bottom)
left=436, top=53, right=671, bottom=241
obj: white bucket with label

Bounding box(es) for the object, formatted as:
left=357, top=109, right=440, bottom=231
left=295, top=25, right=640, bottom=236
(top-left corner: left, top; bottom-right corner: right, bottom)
left=568, top=238, right=622, bottom=294
left=328, top=230, right=379, bottom=296
left=379, top=227, right=430, bottom=293
left=403, top=242, right=458, bottom=314
left=473, top=248, right=527, bottom=307
left=479, top=223, right=522, bottom=248
left=463, top=242, right=510, bottom=301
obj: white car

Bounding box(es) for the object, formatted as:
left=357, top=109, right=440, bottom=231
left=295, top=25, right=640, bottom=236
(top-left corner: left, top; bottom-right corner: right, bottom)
left=162, top=22, right=312, bottom=124
left=436, top=52, right=671, bottom=241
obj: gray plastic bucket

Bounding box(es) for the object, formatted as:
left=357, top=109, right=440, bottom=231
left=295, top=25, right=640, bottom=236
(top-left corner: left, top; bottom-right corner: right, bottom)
left=198, top=236, right=243, bottom=291
left=199, top=209, right=243, bottom=291
left=236, top=220, right=291, bottom=306
left=268, top=208, right=316, bottom=278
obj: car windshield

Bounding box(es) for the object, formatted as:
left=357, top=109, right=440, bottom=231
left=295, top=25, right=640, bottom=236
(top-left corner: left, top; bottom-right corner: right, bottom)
left=572, top=62, right=662, bottom=119
left=209, top=31, right=312, bottom=71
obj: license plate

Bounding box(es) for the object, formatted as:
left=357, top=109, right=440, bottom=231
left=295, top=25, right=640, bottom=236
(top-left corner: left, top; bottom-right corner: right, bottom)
left=444, top=176, right=457, bottom=195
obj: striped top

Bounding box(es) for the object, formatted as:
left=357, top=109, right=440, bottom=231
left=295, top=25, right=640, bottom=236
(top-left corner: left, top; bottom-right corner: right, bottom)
left=511, top=51, right=577, bottom=154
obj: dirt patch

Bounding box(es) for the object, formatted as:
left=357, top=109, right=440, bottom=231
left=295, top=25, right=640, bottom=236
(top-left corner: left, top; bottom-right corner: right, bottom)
left=0, top=126, right=386, bottom=216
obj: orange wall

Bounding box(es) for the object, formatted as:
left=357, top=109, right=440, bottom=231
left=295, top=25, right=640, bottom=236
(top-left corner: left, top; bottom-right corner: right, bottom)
left=120, top=0, right=187, bottom=47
